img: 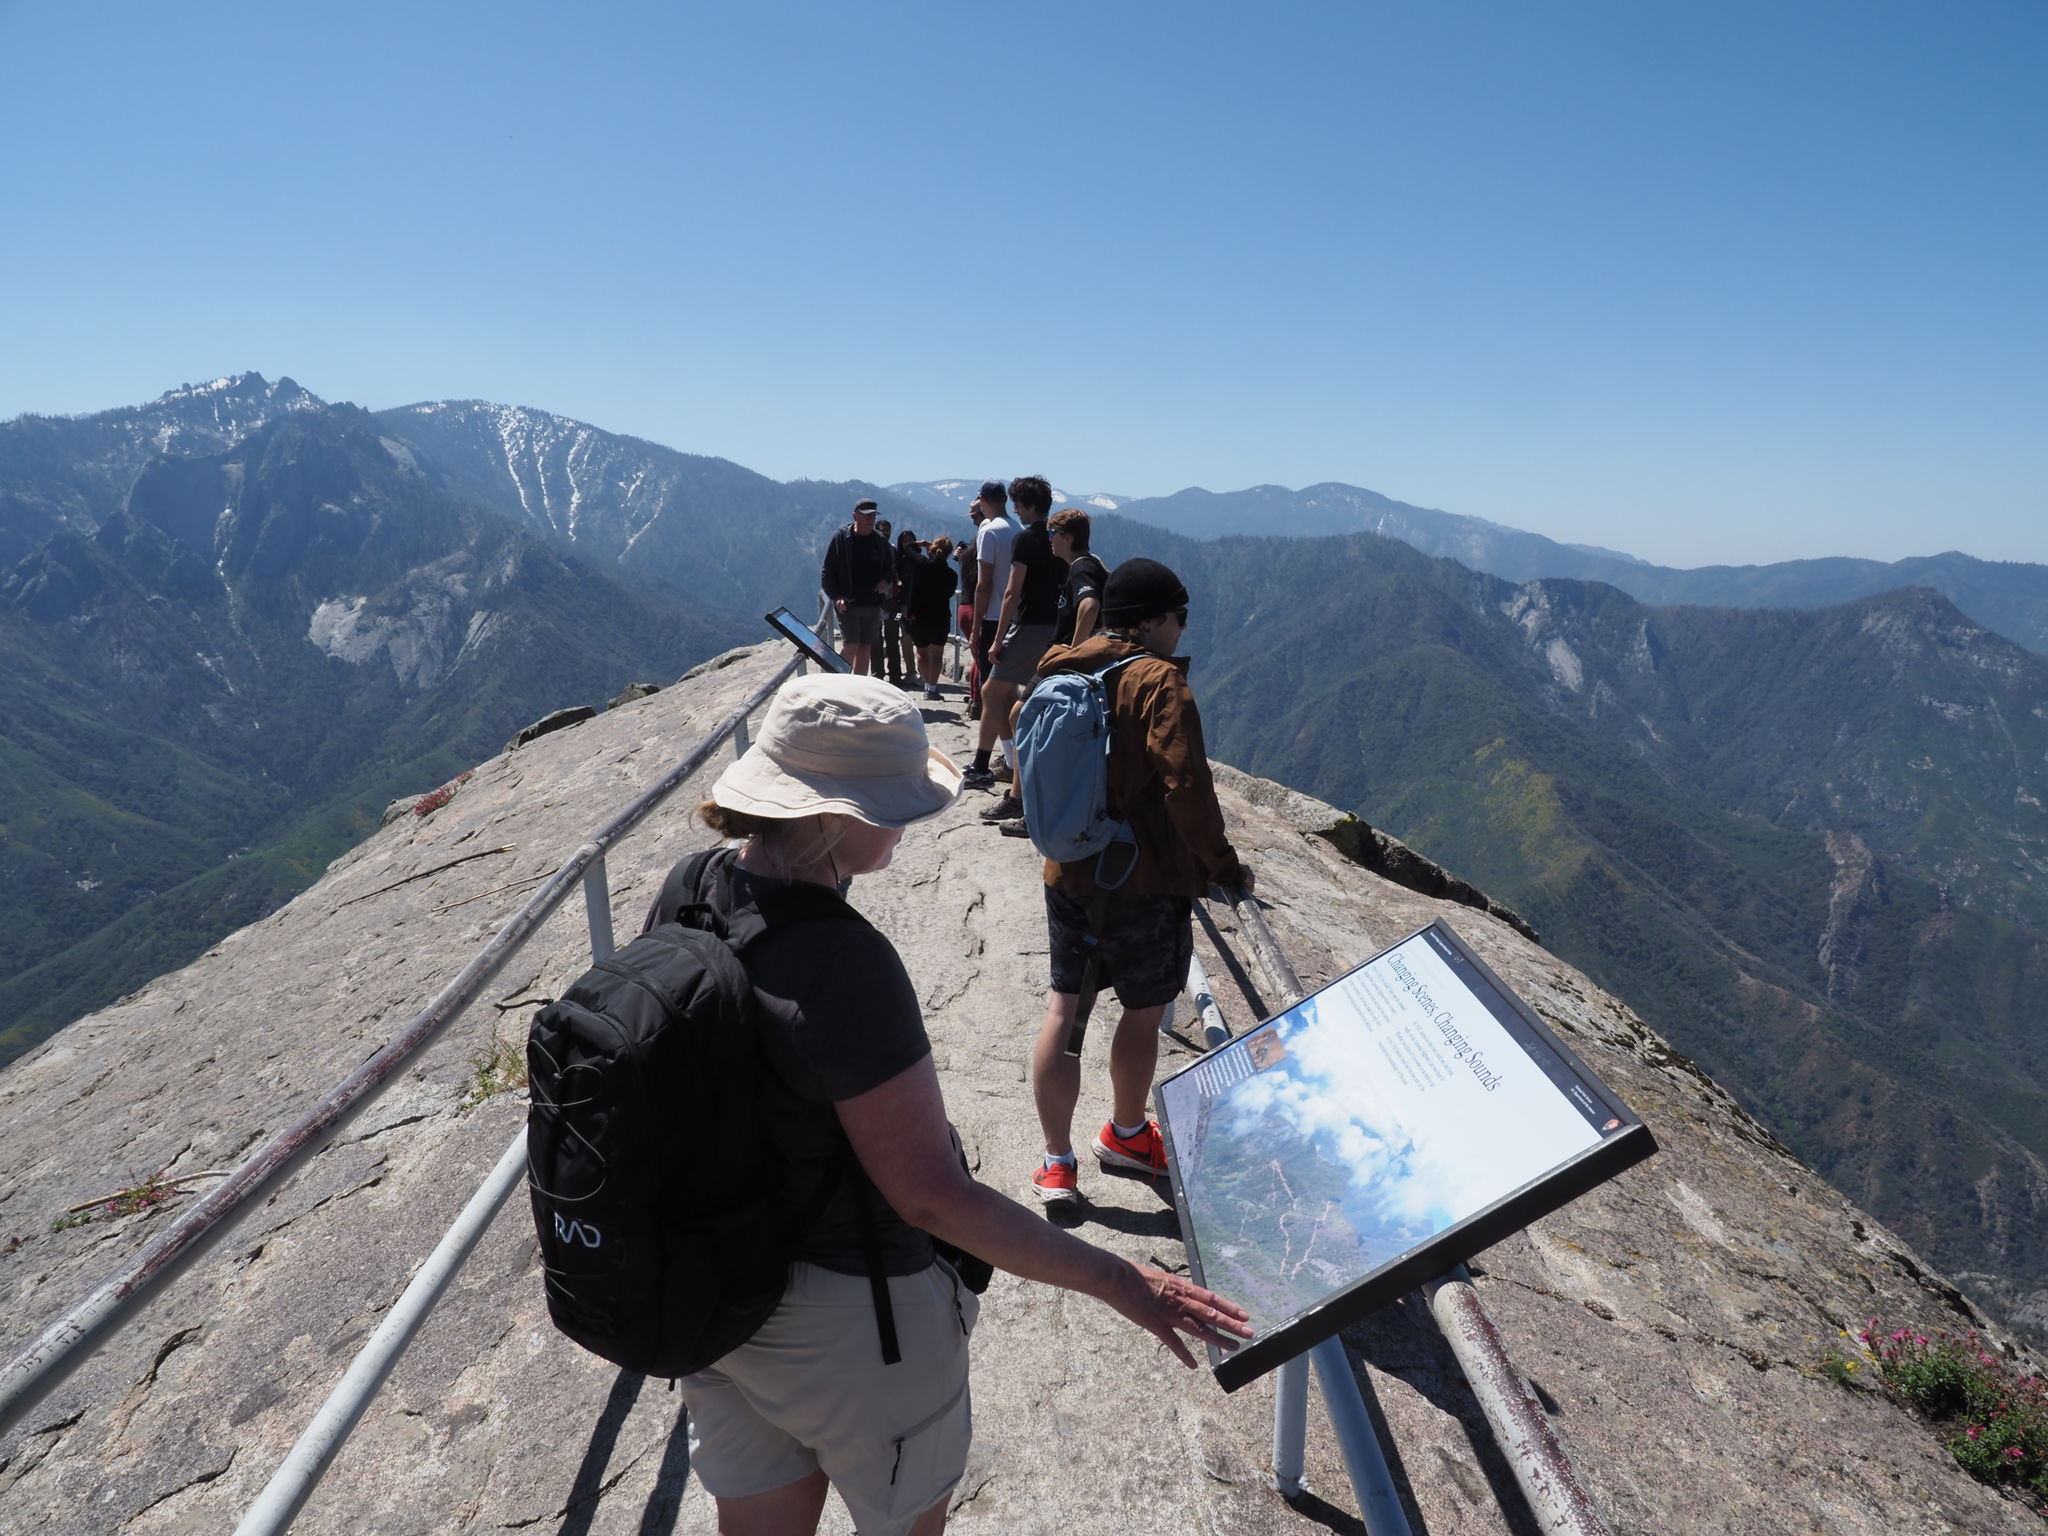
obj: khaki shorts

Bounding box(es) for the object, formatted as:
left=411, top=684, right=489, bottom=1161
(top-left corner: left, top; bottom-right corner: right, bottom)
left=838, top=603, right=884, bottom=647
left=680, top=1261, right=979, bottom=1535
left=990, top=622, right=1056, bottom=686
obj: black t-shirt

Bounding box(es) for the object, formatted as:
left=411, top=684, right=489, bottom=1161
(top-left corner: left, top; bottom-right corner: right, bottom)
left=655, top=857, right=936, bottom=1276
left=909, top=551, right=959, bottom=623
left=821, top=525, right=895, bottom=608
left=1054, top=552, right=1108, bottom=645
left=1011, top=521, right=1068, bottom=625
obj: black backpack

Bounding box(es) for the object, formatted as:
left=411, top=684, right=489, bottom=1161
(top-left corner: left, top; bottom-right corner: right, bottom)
left=525, top=848, right=862, bottom=1377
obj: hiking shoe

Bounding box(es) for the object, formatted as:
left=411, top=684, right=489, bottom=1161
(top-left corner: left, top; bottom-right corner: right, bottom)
left=960, top=766, right=997, bottom=791
left=925, top=685, right=942, bottom=701
left=966, top=702, right=981, bottom=721
left=1031, top=1158, right=1080, bottom=1205
left=1094, top=1120, right=1167, bottom=1177
left=991, top=760, right=1014, bottom=783
left=980, top=791, right=1023, bottom=821
left=998, top=818, right=1030, bottom=837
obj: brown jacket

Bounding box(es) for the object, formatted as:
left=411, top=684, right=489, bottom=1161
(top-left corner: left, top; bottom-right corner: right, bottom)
left=1035, top=634, right=1248, bottom=899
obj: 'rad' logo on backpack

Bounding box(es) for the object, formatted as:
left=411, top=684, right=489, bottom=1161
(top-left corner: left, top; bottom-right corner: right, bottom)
left=553, top=1213, right=602, bottom=1249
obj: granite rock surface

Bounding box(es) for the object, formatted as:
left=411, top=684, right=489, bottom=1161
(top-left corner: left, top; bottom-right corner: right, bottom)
left=0, top=643, right=2039, bottom=1535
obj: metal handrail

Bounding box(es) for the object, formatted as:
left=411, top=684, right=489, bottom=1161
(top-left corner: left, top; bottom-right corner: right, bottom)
left=1218, top=885, right=1612, bottom=1536
left=0, top=618, right=819, bottom=1443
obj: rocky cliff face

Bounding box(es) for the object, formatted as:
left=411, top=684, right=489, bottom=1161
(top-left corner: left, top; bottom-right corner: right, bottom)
left=0, top=374, right=322, bottom=566
left=376, top=400, right=934, bottom=619
left=0, top=644, right=2041, bottom=1534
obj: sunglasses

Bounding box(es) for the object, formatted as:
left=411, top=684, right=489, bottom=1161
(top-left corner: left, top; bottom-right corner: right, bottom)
left=1172, top=607, right=1188, bottom=625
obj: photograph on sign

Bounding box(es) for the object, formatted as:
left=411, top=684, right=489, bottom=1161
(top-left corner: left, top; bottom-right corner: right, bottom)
left=1157, top=917, right=1655, bottom=1390
left=764, top=606, right=852, bottom=673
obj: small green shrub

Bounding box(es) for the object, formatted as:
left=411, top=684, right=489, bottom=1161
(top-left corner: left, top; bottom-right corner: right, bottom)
left=1816, top=1341, right=1866, bottom=1388
left=48, top=1169, right=185, bottom=1232
left=462, top=1034, right=528, bottom=1110
left=1853, top=1321, right=2048, bottom=1501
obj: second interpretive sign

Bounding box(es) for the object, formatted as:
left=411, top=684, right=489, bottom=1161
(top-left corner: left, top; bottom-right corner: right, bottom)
left=1157, top=917, right=1656, bottom=1390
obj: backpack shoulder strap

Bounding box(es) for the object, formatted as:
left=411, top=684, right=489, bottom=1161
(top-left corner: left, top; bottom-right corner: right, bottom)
left=1092, top=651, right=1145, bottom=682
left=720, top=865, right=872, bottom=954
left=646, top=846, right=727, bottom=936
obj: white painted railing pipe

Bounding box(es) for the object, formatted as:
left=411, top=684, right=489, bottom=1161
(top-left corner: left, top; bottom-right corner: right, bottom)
left=1423, top=1266, right=1613, bottom=1535
left=1184, top=948, right=1232, bottom=1048
left=1311, top=1335, right=1413, bottom=1534
left=232, top=1131, right=532, bottom=1536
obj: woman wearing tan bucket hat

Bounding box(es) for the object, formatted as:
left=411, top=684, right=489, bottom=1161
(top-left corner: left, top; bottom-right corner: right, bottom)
left=668, top=674, right=1250, bottom=1536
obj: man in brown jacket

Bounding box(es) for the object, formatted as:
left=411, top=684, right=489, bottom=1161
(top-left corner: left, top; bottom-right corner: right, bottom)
left=1027, top=557, right=1254, bottom=1205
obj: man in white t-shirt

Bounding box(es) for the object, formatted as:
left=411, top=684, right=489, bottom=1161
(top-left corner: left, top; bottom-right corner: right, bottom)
left=968, top=478, right=1017, bottom=722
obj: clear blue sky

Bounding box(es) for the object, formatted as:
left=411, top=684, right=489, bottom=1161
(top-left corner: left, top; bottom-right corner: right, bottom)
left=2, top=1, right=2041, bottom=568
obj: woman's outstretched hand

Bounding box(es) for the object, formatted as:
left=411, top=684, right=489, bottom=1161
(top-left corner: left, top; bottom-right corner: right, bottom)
left=1106, top=1261, right=1255, bottom=1368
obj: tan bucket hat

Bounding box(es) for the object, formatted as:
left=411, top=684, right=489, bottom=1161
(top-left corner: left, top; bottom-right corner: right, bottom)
left=711, top=674, right=962, bottom=829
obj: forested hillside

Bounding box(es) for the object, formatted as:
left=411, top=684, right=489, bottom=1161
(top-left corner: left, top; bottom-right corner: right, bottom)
left=0, top=404, right=742, bottom=1063
left=1083, top=515, right=2048, bottom=1334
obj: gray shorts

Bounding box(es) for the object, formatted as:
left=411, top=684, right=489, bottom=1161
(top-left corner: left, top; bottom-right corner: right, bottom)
left=680, top=1261, right=979, bottom=1534
left=838, top=603, right=884, bottom=647
left=990, top=622, right=1056, bottom=686
left=1046, top=884, right=1195, bottom=1009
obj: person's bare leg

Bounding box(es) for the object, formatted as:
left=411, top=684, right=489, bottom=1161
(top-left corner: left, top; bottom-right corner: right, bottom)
left=906, top=1493, right=951, bottom=1534
left=846, top=643, right=873, bottom=676
left=977, top=678, right=1014, bottom=755
left=1108, top=1003, right=1168, bottom=1130
left=715, top=1467, right=830, bottom=1536
left=1031, top=990, right=1083, bottom=1157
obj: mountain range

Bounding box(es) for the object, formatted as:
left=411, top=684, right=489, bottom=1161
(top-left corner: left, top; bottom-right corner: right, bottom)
left=1083, top=514, right=2048, bottom=1334
left=0, top=393, right=743, bottom=1062
left=890, top=478, right=2048, bottom=658
left=4, top=373, right=2044, bottom=1339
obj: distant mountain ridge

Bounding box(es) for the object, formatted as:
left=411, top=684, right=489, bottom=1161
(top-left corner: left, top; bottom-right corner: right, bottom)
left=0, top=373, right=324, bottom=568
left=886, top=479, right=1129, bottom=520
left=381, top=400, right=933, bottom=617
left=1080, top=481, right=2048, bottom=657
left=0, top=401, right=742, bottom=1064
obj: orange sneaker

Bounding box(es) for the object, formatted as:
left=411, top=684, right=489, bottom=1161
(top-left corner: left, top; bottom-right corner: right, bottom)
left=1031, top=1157, right=1080, bottom=1205
left=1093, top=1120, right=1167, bottom=1176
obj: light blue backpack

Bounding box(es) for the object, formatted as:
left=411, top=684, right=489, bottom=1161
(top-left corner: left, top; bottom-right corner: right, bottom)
left=1014, top=654, right=1145, bottom=877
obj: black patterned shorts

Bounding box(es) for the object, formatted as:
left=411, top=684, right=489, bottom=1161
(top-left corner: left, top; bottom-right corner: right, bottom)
left=1045, top=885, right=1194, bottom=1010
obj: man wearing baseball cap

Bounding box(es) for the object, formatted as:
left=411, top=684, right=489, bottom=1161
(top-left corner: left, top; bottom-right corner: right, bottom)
left=820, top=499, right=896, bottom=676
left=1024, top=556, right=1254, bottom=1205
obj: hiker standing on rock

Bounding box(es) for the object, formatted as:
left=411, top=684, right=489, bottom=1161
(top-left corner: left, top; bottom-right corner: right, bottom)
left=964, top=474, right=1063, bottom=800
left=671, top=675, right=1249, bottom=1536
left=1025, top=557, right=1254, bottom=1204
left=1048, top=507, right=1106, bottom=649
left=966, top=478, right=1015, bottom=723
left=820, top=499, right=896, bottom=675
left=908, top=535, right=959, bottom=701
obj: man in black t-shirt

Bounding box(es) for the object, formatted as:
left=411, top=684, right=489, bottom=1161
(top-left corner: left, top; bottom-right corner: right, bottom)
left=963, top=474, right=1066, bottom=797
left=1048, top=507, right=1106, bottom=647
left=818, top=499, right=896, bottom=675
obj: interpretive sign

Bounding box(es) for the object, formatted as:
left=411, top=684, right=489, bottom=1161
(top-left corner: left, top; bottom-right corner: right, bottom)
left=1157, top=917, right=1655, bottom=1390
left=765, top=606, right=852, bottom=673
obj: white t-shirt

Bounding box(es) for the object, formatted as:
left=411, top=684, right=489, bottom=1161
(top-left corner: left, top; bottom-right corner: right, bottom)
left=974, top=515, right=1019, bottom=622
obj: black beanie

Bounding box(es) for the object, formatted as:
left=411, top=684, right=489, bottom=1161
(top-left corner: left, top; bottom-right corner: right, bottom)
left=1100, top=557, right=1190, bottom=625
